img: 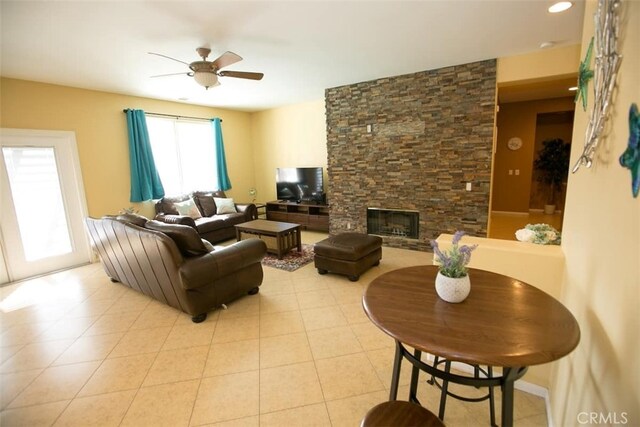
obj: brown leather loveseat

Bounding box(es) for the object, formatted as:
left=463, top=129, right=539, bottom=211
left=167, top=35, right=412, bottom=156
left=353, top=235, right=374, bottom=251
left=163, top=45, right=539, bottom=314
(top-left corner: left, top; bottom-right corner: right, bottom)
left=155, top=190, right=257, bottom=244
left=85, top=214, right=267, bottom=323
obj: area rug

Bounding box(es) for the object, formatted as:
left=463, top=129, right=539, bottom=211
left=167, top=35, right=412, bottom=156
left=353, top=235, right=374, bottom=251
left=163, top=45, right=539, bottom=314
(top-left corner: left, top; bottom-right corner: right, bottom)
left=261, top=243, right=315, bottom=272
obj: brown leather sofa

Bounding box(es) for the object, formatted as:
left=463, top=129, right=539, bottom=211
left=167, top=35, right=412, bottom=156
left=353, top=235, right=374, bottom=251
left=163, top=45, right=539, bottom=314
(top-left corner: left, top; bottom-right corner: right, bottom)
left=85, top=214, right=267, bottom=323
left=155, top=191, right=257, bottom=244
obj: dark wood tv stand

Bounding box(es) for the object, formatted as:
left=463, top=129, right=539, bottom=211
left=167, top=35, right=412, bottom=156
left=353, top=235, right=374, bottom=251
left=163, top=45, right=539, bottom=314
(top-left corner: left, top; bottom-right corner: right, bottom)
left=266, top=201, right=329, bottom=232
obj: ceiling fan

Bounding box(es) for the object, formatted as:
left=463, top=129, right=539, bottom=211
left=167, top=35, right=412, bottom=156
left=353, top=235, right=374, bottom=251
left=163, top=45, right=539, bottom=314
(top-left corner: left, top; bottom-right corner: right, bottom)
left=149, top=47, right=264, bottom=89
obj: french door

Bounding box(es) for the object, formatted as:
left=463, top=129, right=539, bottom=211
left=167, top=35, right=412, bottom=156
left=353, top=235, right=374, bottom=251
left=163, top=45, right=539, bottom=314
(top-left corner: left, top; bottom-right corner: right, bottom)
left=0, top=129, right=91, bottom=283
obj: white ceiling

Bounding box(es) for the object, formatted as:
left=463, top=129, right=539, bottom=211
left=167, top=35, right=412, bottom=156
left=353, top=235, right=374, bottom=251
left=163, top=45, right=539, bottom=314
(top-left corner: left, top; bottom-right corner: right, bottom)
left=0, top=1, right=584, bottom=112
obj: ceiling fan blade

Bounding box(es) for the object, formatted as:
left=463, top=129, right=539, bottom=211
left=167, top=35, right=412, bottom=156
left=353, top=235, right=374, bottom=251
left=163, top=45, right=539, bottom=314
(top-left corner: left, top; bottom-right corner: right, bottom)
left=211, top=51, right=243, bottom=70
left=150, top=72, right=192, bottom=78
left=148, top=52, right=190, bottom=66
left=218, top=70, right=264, bottom=80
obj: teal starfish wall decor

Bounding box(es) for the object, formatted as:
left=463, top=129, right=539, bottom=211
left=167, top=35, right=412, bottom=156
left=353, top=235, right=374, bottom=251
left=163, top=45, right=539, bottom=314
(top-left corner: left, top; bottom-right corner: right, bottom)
left=619, top=103, right=640, bottom=198
left=576, top=37, right=594, bottom=111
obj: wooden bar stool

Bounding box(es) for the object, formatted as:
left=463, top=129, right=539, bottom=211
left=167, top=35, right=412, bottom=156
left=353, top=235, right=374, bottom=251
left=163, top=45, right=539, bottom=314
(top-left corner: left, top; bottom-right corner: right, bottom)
left=360, top=401, right=445, bottom=427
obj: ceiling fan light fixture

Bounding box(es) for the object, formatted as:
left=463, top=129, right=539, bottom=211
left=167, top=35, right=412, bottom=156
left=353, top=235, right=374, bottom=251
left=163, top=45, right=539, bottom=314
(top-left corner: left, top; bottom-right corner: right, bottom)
left=193, top=71, right=218, bottom=89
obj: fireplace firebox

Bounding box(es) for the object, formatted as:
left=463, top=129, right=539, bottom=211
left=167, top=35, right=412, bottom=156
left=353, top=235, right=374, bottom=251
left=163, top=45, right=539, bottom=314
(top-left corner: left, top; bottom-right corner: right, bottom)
left=367, top=208, right=419, bottom=239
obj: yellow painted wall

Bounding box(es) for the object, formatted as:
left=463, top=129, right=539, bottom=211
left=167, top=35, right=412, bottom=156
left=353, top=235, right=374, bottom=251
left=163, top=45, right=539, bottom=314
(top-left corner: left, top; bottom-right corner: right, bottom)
left=497, top=44, right=581, bottom=84
left=493, top=97, right=575, bottom=212
left=249, top=100, right=327, bottom=203
left=0, top=78, right=255, bottom=219
left=551, top=1, right=640, bottom=425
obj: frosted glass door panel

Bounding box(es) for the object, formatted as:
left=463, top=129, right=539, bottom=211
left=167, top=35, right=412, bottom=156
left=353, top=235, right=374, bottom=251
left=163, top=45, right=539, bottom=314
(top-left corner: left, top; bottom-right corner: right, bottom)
left=2, top=147, right=72, bottom=261
left=1, top=129, right=90, bottom=282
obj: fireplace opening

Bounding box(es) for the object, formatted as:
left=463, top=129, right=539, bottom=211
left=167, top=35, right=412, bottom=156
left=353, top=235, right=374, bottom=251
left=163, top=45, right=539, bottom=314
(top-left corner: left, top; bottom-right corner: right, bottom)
left=367, top=208, right=419, bottom=239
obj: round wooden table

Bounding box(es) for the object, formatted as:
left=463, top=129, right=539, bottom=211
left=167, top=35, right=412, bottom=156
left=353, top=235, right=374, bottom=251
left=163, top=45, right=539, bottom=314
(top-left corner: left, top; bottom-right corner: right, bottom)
left=362, top=265, right=580, bottom=427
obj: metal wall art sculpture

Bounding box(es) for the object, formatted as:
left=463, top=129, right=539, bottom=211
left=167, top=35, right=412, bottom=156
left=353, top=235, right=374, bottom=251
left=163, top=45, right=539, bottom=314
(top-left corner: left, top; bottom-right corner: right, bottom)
left=572, top=0, right=623, bottom=173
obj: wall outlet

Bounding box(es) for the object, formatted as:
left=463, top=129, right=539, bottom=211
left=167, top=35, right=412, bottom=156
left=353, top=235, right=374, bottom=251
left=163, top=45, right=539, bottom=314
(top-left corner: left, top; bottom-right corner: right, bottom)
left=347, top=222, right=351, bottom=229
left=466, top=182, right=472, bottom=191
left=509, top=169, right=513, bottom=175
left=515, top=169, right=520, bottom=176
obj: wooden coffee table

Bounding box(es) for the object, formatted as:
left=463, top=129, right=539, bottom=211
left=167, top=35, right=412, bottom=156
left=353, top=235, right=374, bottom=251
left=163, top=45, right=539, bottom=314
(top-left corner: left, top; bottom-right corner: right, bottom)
left=235, top=219, right=302, bottom=259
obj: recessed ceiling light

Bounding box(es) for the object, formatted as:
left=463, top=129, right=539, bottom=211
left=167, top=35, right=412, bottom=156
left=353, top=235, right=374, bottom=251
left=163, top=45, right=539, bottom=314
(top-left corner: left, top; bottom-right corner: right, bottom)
left=540, top=41, right=556, bottom=49
left=178, top=97, right=189, bottom=101
left=568, top=86, right=578, bottom=91
left=548, top=2, right=573, bottom=13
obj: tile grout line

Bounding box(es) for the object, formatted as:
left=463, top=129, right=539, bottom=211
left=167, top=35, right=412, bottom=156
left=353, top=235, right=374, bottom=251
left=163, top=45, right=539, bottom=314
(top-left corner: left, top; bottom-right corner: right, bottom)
left=187, top=313, right=218, bottom=427
left=8, top=289, right=127, bottom=425
left=297, top=275, right=334, bottom=427
left=258, top=292, right=262, bottom=426
left=0, top=287, right=125, bottom=417
left=100, top=300, right=170, bottom=426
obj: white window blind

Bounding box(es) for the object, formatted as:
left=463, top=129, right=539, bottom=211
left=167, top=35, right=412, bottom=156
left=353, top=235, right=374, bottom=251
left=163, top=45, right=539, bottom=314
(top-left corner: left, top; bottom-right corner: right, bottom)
left=146, top=117, right=219, bottom=196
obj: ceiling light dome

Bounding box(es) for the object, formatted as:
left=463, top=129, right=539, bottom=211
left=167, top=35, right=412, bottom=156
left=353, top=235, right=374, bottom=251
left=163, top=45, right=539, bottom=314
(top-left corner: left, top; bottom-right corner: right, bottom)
left=548, top=2, right=573, bottom=13
left=193, top=72, right=219, bottom=89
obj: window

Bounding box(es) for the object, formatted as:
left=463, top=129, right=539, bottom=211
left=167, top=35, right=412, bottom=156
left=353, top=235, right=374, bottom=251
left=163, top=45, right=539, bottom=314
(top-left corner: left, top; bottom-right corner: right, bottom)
left=146, top=117, right=219, bottom=196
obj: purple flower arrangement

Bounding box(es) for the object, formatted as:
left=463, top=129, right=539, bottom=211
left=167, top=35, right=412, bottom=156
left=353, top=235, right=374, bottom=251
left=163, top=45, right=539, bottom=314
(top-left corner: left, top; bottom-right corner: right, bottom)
left=430, top=231, right=478, bottom=278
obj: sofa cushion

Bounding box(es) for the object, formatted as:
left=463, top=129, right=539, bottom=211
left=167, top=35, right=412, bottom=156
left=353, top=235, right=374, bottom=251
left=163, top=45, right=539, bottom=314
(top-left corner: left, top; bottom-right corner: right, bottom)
left=160, top=214, right=197, bottom=228
left=115, top=212, right=148, bottom=227
left=193, top=191, right=227, bottom=216
left=220, top=213, right=249, bottom=226
left=214, top=197, right=237, bottom=214
left=174, top=198, right=202, bottom=219
left=201, top=239, right=215, bottom=252
left=195, top=195, right=217, bottom=216
left=156, top=194, right=191, bottom=215
left=194, top=216, right=228, bottom=234
left=145, top=220, right=209, bottom=257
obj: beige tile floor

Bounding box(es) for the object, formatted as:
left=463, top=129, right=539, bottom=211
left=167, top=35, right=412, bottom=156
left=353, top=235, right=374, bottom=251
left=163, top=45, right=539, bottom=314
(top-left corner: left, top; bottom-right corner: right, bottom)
left=0, top=231, right=547, bottom=426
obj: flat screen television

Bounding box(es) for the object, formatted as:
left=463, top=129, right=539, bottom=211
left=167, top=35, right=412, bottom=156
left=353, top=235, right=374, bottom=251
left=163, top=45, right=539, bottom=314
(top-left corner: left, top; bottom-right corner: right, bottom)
left=276, top=167, right=324, bottom=203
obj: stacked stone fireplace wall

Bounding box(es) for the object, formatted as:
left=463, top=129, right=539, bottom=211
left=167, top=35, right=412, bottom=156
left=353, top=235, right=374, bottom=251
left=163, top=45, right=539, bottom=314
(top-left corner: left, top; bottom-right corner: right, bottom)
left=325, top=59, right=496, bottom=251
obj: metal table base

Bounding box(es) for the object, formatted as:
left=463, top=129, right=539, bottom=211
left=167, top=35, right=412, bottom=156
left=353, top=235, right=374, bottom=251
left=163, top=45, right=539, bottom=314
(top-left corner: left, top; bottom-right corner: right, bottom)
left=388, top=340, right=528, bottom=427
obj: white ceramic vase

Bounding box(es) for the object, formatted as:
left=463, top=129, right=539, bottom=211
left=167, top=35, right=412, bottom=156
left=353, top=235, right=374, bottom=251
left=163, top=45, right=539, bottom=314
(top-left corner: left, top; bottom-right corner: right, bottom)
left=435, top=272, right=470, bottom=303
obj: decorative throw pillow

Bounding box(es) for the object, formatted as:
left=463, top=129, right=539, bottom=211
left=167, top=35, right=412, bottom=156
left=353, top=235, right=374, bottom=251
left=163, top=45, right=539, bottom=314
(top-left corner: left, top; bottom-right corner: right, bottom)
left=194, top=194, right=217, bottom=216
left=173, top=198, right=202, bottom=219
left=213, top=197, right=237, bottom=214
left=201, top=239, right=215, bottom=252
left=144, top=220, right=209, bottom=257
left=115, top=212, right=148, bottom=227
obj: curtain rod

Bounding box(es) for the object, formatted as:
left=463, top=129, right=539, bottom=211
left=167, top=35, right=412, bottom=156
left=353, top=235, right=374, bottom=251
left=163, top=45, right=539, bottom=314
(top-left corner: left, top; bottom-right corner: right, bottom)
left=122, top=109, right=221, bottom=122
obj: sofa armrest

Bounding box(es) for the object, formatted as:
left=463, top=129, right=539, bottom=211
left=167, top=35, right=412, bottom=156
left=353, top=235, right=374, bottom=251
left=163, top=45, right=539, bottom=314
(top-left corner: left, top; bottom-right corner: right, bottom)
left=179, top=239, right=267, bottom=290
left=154, top=214, right=197, bottom=228
left=235, top=203, right=258, bottom=220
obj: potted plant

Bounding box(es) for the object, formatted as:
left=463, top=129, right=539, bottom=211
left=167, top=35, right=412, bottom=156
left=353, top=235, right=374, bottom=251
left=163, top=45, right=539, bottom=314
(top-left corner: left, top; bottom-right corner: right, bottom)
left=515, top=223, right=562, bottom=245
left=533, top=138, right=571, bottom=214
left=430, top=231, right=477, bottom=303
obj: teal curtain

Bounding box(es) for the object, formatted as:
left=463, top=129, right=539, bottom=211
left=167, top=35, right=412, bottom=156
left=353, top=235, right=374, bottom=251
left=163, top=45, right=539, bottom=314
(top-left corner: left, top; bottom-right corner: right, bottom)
left=212, top=118, right=232, bottom=190
left=125, top=109, right=165, bottom=202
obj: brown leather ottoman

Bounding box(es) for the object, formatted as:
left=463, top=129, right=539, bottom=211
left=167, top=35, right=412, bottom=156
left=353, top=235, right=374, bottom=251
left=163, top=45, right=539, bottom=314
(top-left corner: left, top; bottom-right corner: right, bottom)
left=314, top=233, right=382, bottom=281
